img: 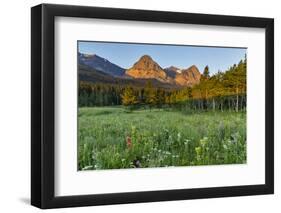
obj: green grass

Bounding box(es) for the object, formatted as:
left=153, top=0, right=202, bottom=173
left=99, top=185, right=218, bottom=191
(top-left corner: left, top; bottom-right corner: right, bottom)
left=78, top=107, right=246, bottom=170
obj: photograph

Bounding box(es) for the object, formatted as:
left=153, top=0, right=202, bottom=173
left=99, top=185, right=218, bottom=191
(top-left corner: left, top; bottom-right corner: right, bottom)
left=78, top=41, right=247, bottom=171
left=29, top=3, right=274, bottom=209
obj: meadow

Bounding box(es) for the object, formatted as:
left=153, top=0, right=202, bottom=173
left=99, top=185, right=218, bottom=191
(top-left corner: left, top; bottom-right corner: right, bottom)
left=78, top=107, right=246, bottom=170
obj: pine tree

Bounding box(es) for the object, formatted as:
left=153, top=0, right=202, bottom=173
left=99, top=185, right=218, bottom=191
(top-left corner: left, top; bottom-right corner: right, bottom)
left=144, top=81, right=157, bottom=109
left=121, top=86, right=138, bottom=106
left=203, top=65, right=210, bottom=78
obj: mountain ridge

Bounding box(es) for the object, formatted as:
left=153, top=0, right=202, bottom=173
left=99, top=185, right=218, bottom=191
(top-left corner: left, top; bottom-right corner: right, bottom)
left=79, top=52, right=125, bottom=76
left=79, top=53, right=202, bottom=87
left=175, top=65, right=201, bottom=86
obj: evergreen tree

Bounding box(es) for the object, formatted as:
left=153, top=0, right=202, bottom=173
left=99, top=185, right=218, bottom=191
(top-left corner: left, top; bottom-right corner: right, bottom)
left=78, top=57, right=247, bottom=111
left=144, top=81, right=157, bottom=109
left=203, top=65, right=210, bottom=78
left=121, top=86, right=138, bottom=107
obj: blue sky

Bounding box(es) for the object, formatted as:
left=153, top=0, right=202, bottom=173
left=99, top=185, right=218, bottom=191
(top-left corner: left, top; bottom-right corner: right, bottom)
left=78, top=41, right=246, bottom=75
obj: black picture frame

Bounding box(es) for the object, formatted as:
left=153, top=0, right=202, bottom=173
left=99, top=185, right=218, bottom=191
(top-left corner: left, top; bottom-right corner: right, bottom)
left=31, top=3, right=274, bottom=209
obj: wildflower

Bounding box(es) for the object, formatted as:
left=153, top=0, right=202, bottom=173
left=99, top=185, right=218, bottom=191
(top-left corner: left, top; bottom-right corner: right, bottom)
left=126, top=136, right=132, bottom=149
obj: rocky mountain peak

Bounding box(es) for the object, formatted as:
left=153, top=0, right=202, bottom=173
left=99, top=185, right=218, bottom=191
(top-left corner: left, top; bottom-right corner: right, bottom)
left=139, top=54, right=153, bottom=60
left=125, top=55, right=168, bottom=82
left=182, top=65, right=200, bottom=76
left=175, top=65, right=201, bottom=86
left=131, top=55, right=163, bottom=71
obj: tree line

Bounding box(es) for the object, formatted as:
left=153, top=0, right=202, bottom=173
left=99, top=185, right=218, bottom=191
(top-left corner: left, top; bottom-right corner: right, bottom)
left=79, top=57, right=246, bottom=112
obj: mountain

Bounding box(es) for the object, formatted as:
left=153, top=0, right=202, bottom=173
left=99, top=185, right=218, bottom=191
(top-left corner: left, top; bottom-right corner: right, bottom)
left=175, top=65, right=201, bottom=86
left=79, top=64, right=177, bottom=89
left=164, top=66, right=181, bottom=78
left=78, top=53, right=201, bottom=87
left=126, top=55, right=171, bottom=83
left=79, top=64, right=119, bottom=84
left=78, top=52, right=125, bottom=76
left=126, top=55, right=201, bottom=86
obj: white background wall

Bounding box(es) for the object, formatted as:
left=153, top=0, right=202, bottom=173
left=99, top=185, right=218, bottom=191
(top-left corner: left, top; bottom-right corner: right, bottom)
left=0, top=0, right=279, bottom=212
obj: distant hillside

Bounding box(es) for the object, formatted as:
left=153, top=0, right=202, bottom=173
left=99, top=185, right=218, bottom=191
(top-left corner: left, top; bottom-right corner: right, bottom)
left=78, top=52, right=125, bottom=76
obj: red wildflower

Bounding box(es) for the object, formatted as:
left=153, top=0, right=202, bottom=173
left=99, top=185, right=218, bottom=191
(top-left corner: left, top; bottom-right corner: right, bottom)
left=126, top=136, right=132, bottom=149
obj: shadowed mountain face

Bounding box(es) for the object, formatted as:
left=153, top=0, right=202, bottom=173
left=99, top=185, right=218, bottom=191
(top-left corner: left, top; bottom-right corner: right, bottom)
left=164, top=66, right=181, bottom=78
left=78, top=53, right=201, bottom=87
left=78, top=53, right=125, bottom=76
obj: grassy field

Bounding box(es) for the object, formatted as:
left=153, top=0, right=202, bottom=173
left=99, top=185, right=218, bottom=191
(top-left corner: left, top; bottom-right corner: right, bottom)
left=78, top=107, right=246, bottom=170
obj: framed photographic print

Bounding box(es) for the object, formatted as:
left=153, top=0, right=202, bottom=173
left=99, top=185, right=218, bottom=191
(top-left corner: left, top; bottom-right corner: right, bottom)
left=31, top=3, right=274, bottom=209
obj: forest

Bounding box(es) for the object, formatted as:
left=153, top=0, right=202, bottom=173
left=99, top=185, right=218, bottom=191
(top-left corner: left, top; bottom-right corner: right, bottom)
left=79, top=57, right=247, bottom=112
